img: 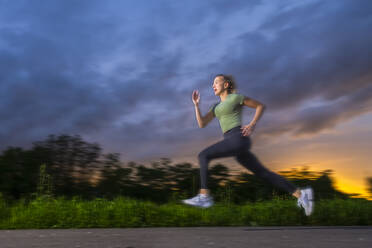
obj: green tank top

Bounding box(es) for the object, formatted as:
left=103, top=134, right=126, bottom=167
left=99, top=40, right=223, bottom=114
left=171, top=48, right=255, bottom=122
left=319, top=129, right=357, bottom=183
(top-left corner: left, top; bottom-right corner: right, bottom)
left=209, top=93, right=245, bottom=133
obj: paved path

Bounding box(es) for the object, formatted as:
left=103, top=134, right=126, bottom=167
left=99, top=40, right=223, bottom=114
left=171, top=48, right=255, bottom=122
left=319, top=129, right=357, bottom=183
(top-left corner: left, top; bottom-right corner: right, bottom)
left=0, top=226, right=371, bottom=248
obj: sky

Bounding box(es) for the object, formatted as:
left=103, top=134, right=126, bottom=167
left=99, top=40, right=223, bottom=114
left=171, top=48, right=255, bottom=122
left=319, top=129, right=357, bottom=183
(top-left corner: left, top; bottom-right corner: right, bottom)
left=1, top=0, right=371, bottom=199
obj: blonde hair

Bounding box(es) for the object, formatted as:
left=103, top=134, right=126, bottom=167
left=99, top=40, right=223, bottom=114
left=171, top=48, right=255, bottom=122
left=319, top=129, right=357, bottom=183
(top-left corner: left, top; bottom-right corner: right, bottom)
left=215, top=74, right=237, bottom=93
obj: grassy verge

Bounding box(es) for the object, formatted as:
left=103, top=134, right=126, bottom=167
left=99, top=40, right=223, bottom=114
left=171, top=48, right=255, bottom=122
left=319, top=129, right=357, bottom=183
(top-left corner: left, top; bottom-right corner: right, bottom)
left=0, top=196, right=371, bottom=229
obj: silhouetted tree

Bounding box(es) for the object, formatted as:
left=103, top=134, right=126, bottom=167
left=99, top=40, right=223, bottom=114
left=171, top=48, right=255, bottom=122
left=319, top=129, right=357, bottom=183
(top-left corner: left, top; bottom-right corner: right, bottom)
left=30, top=134, right=102, bottom=197
left=311, top=169, right=349, bottom=199
left=95, top=153, right=133, bottom=199
left=0, top=147, right=35, bottom=201
left=366, top=177, right=372, bottom=197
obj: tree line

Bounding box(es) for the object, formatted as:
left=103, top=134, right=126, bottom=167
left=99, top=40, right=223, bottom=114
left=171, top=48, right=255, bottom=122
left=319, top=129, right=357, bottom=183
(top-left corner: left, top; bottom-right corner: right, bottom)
left=0, top=134, right=371, bottom=204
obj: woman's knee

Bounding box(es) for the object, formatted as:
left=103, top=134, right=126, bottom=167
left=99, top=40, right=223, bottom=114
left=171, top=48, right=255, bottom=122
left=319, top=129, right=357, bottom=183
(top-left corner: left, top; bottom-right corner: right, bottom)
left=236, top=153, right=270, bottom=176
left=198, top=149, right=209, bottom=161
left=235, top=151, right=255, bottom=165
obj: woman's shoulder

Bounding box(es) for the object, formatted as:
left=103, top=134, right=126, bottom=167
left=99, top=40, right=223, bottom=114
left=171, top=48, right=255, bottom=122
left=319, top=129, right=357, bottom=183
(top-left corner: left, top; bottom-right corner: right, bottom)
left=229, top=93, right=245, bottom=105
left=230, top=92, right=244, bottom=96
left=229, top=92, right=245, bottom=98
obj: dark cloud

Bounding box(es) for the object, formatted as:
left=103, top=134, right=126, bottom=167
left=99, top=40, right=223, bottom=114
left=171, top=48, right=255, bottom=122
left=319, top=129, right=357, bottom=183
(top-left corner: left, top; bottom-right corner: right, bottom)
left=0, top=0, right=371, bottom=162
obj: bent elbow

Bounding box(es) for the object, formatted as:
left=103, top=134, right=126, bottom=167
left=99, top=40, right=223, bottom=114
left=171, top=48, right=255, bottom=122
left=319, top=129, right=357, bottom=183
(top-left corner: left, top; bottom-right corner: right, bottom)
left=199, top=118, right=207, bottom=128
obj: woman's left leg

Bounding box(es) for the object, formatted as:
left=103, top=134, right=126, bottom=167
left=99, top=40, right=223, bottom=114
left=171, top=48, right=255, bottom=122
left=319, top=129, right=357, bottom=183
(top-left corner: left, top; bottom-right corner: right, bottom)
left=235, top=151, right=297, bottom=194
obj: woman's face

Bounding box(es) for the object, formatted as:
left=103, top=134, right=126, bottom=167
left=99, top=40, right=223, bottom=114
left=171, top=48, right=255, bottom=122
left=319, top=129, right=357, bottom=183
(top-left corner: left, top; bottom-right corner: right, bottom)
left=212, top=76, right=227, bottom=95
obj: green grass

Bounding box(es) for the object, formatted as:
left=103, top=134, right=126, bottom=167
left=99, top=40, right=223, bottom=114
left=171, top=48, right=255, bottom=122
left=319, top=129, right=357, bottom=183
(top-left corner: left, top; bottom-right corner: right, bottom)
left=0, top=195, right=371, bottom=229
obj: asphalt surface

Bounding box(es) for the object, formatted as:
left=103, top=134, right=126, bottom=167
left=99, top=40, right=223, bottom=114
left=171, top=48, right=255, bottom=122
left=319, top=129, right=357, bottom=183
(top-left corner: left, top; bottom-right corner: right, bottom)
left=0, top=226, right=371, bottom=248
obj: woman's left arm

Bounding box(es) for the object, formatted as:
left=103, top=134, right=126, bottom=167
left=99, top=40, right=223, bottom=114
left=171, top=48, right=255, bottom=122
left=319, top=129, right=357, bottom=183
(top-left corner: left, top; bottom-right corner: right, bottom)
left=240, top=96, right=266, bottom=136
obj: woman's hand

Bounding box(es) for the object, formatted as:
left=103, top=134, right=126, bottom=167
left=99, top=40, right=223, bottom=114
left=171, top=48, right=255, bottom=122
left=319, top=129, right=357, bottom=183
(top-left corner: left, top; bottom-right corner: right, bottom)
left=192, top=90, right=200, bottom=106
left=241, top=123, right=256, bottom=136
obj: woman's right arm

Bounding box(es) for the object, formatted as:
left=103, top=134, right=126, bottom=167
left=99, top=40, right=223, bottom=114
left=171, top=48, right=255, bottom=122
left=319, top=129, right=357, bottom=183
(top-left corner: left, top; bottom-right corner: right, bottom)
left=192, top=90, right=215, bottom=128
left=194, top=105, right=214, bottom=128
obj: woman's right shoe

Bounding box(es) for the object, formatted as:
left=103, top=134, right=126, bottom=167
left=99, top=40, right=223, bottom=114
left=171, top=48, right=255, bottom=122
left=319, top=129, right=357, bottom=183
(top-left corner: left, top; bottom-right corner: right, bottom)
left=297, top=187, right=314, bottom=216
left=182, top=193, right=214, bottom=208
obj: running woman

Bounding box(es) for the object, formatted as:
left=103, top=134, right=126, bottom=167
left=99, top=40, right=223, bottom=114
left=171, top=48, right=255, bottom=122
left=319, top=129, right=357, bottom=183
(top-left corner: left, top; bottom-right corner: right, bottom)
left=182, top=74, right=314, bottom=216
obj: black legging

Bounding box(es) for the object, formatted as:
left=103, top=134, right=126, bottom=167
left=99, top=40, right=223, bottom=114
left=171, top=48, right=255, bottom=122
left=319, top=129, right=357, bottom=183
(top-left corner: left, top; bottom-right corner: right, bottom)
left=198, top=125, right=297, bottom=194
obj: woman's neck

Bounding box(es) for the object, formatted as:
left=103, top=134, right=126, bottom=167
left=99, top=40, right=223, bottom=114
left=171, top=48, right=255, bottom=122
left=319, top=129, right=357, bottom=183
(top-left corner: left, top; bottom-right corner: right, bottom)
left=219, top=91, right=230, bottom=102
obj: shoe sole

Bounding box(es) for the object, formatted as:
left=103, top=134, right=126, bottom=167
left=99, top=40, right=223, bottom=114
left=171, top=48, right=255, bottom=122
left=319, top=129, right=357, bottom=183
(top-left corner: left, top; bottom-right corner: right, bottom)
left=181, top=200, right=214, bottom=208
left=304, top=187, right=314, bottom=216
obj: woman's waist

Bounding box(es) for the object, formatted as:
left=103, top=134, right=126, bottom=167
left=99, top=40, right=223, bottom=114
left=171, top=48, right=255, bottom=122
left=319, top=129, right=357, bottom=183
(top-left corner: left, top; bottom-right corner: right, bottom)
left=223, top=125, right=242, bottom=138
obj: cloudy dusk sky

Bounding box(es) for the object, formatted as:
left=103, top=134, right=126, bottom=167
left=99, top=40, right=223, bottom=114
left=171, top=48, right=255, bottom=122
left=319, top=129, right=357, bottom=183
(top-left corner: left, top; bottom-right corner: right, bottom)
left=1, top=0, right=371, bottom=199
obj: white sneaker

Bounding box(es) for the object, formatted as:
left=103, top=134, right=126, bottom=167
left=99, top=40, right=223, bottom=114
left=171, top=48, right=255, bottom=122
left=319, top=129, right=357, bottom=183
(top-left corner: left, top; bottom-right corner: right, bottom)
left=182, top=193, right=214, bottom=208
left=297, top=187, right=314, bottom=216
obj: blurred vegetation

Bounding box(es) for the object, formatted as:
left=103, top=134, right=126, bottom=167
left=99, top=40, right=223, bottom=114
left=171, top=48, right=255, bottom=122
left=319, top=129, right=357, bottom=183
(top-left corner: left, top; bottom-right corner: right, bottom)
left=0, top=134, right=370, bottom=207
left=0, top=195, right=371, bottom=229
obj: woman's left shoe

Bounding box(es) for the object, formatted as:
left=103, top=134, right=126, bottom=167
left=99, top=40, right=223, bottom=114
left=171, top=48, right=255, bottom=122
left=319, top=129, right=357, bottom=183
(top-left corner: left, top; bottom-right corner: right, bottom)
left=297, top=187, right=314, bottom=216
left=182, top=193, right=214, bottom=208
